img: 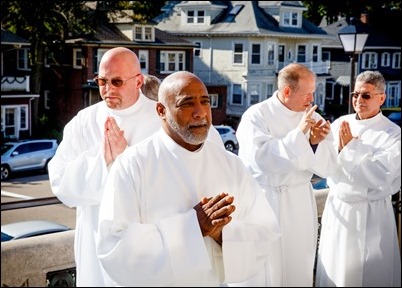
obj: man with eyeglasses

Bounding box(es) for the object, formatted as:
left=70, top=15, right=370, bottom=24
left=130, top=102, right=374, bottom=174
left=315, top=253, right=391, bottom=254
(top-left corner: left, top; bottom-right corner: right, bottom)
left=235, top=63, right=337, bottom=286
left=316, top=70, right=401, bottom=287
left=47, top=47, right=161, bottom=286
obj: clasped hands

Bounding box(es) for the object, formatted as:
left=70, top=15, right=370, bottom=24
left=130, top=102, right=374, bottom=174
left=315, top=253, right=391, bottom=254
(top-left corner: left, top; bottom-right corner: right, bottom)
left=104, top=116, right=128, bottom=166
left=194, top=192, right=236, bottom=245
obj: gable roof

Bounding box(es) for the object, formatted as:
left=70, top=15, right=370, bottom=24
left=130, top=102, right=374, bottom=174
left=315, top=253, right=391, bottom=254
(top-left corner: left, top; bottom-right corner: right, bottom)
left=65, top=23, right=194, bottom=48
left=1, top=28, right=30, bottom=46
left=155, top=1, right=329, bottom=39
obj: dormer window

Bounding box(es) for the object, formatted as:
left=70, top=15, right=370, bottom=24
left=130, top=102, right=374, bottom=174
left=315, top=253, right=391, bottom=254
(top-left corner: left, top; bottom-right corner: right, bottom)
left=134, top=25, right=155, bottom=42
left=282, top=11, right=300, bottom=27
left=187, top=10, right=205, bottom=24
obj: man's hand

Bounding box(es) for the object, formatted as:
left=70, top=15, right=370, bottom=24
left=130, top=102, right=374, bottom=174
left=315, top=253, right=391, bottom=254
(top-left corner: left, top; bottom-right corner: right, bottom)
left=299, top=105, right=318, bottom=134
left=338, top=120, right=354, bottom=151
left=310, top=119, right=331, bottom=145
left=103, top=116, right=128, bottom=166
left=194, top=192, right=236, bottom=245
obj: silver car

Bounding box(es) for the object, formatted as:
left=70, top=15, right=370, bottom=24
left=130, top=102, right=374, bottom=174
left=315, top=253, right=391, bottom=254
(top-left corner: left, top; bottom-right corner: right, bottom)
left=1, top=220, right=70, bottom=242
left=214, top=125, right=239, bottom=152
left=1, top=139, right=58, bottom=180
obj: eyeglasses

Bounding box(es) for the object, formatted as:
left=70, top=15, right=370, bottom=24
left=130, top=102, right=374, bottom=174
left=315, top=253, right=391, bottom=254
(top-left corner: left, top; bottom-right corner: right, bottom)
left=94, top=74, right=140, bottom=87
left=350, top=91, right=383, bottom=100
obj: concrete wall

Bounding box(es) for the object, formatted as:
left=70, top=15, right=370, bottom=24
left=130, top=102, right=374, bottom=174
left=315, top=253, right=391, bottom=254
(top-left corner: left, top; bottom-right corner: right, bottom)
left=1, top=230, right=75, bottom=287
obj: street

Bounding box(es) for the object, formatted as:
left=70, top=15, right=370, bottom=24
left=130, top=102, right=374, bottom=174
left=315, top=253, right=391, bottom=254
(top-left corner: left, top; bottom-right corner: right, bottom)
left=1, top=171, right=76, bottom=229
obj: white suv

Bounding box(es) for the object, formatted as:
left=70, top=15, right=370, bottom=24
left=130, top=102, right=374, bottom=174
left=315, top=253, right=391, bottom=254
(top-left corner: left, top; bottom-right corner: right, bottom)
left=214, top=125, right=239, bottom=152
left=1, top=139, right=58, bottom=180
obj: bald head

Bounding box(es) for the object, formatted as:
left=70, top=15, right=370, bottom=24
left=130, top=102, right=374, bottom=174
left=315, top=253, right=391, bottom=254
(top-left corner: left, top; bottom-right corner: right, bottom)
left=156, top=71, right=212, bottom=151
left=98, top=47, right=143, bottom=110
left=99, top=47, right=141, bottom=73
left=158, top=71, right=206, bottom=105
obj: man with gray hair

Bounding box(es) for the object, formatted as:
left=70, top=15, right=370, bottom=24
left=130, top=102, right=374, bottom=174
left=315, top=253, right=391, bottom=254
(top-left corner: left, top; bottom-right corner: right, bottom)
left=316, top=70, right=401, bottom=287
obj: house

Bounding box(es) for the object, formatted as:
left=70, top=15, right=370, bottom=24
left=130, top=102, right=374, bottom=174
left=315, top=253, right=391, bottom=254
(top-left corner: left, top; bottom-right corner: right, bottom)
left=154, top=1, right=333, bottom=128
left=2, top=11, right=197, bottom=140
left=1, top=28, right=37, bottom=141
left=320, top=14, right=401, bottom=120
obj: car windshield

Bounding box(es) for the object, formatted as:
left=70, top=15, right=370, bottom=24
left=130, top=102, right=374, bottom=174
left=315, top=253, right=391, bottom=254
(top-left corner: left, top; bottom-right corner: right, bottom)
left=1, top=144, right=14, bottom=156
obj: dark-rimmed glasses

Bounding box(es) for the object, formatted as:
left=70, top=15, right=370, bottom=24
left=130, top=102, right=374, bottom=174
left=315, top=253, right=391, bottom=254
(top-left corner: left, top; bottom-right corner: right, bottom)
left=350, top=91, right=383, bottom=100
left=94, top=74, right=140, bottom=87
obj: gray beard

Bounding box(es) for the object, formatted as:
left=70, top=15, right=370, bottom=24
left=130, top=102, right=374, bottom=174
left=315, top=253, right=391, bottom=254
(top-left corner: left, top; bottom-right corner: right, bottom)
left=167, top=117, right=208, bottom=145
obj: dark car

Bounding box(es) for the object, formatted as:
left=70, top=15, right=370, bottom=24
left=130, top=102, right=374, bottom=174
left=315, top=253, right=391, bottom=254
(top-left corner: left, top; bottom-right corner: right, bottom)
left=1, top=139, right=58, bottom=180
left=1, top=220, right=70, bottom=242
left=387, top=111, right=401, bottom=127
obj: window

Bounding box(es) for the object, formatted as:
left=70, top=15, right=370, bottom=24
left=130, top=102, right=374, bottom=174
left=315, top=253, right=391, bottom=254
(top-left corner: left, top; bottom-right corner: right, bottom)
left=231, top=84, right=243, bottom=105
left=44, top=49, right=54, bottom=68
left=312, top=45, right=319, bottom=62
left=194, top=41, right=202, bottom=57
left=1, top=105, right=28, bottom=139
left=362, top=52, right=377, bottom=69
left=187, top=10, right=205, bottom=24
left=209, top=94, right=218, bottom=108
left=392, top=52, right=401, bottom=69
left=233, top=43, right=244, bottom=64
left=251, top=44, right=261, bottom=64
left=282, top=11, right=299, bottom=27
left=267, top=43, right=275, bottom=65
left=139, top=50, right=149, bottom=73
left=94, top=49, right=109, bottom=74
left=322, top=51, right=331, bottom=69
left=160, top=51, right=185, bottom=73
left=44, top=90, right=50, bottom=110
left=73, top=48, right=84, bottom=69
left=297, top=45, right=306, bottom=63
left=20, top=106, right=27, bottom=130
left=386, top=82, right=400, bottom=107
left=17, top=48, right=30, bottom=71
left=278, top=45, right=285, bottom=63
left=266, top=83, right=274, bottom=99
left=249, top=83, right=261, bottom=106
left=133, top=25, right=155, bottom=42
left=381, top=52, right=391, bottom=67
left=315, top=83, right=325, bottom=111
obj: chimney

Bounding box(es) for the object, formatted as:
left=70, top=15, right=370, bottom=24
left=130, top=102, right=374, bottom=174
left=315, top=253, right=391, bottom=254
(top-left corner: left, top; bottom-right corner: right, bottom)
left=360, top=13, right=369, bottom=24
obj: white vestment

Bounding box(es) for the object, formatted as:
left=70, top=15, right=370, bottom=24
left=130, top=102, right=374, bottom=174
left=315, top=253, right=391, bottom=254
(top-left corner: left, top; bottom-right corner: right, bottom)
left=96, top=129, right=281, bottom=287
left=235, top=91, right=337, bottom=286
left=315, top=113, right=401, bottom=287
left=48, top=93, right=227, bottom=286
left=48, top=94, right=161, bottom=286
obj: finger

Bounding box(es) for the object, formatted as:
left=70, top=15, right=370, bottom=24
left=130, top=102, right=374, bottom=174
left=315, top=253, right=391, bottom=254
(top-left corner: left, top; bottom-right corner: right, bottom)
left=306, top=104, right=318, bottom=117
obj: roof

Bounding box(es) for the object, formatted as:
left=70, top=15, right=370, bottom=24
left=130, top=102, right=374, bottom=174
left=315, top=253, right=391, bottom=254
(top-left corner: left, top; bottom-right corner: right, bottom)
left=1, top=28, right=30, bottom=46
left=155, top=1, right=329, bottom=39
left=320, top=17, right=400, bottom=49
left=336, top=76, right=350, bottom=87
left=65, top=23, right=194, bottom=48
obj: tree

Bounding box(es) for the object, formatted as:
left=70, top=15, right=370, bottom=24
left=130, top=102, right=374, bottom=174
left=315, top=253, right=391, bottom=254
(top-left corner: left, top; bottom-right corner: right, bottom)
left=302, top=0, right=401, bottom=26
left=0, top=1, right=135, bottom=135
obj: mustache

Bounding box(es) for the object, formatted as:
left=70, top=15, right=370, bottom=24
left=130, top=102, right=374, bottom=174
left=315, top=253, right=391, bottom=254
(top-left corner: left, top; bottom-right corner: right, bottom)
left=188, top=120, right=209, bottom=127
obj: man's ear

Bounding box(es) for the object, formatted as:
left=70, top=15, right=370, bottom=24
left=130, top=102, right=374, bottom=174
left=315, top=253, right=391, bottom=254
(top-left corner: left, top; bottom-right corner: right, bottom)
left=156, top=102, right=166, bottom=118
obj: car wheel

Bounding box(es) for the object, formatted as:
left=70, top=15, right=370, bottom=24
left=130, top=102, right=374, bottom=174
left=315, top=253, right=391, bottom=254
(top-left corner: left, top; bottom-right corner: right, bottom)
left=224, top=141, right=234, bottom=152
left=1, top=165, right=11, bottom=180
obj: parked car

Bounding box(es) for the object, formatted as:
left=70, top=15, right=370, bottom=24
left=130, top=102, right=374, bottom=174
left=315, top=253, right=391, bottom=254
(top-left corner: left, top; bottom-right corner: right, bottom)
left=214, top=125, right=239, bottom=152
left=1, top=139, right=58, bottom=180
left=387, top=111, right=401, bottom=127
left=1, top=220, right=70, bottom=242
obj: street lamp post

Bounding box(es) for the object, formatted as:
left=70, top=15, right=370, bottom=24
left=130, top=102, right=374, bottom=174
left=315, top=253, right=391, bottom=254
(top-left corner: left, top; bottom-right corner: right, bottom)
left=338, top=18, right=369, bottom=114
